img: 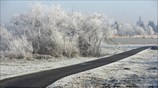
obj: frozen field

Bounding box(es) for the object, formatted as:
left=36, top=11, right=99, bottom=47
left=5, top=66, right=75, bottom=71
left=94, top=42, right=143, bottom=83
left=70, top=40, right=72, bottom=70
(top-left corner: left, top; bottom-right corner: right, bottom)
left=48, top=49, right=158, bottom=88
left=0, top=45, right=141, bottom=80
left=0, top=45, right=157, bottom=88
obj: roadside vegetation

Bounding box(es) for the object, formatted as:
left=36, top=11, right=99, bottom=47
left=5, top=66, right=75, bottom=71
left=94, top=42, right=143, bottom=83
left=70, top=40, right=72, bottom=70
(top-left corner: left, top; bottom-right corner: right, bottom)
left=0, top=3, right=156, bottom=59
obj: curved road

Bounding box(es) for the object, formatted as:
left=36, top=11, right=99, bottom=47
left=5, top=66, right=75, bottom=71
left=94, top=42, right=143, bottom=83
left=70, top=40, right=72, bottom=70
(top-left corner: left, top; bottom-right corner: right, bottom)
left=0, top=46, right=151, bottom=88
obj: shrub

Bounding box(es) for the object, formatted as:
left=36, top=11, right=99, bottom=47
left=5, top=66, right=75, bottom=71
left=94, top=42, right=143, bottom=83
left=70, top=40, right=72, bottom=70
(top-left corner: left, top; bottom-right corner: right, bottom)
left=0, top=25, right=33, bottom=59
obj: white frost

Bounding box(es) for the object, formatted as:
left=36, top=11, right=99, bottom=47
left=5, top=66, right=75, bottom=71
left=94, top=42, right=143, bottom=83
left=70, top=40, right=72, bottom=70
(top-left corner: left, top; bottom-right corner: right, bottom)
left=48, top=49, right=158, bottom=88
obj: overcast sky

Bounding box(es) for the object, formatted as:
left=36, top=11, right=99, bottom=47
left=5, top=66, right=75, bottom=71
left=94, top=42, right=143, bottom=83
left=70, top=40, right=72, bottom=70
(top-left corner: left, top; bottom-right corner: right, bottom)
left=1, top=0, right=157, bottom=25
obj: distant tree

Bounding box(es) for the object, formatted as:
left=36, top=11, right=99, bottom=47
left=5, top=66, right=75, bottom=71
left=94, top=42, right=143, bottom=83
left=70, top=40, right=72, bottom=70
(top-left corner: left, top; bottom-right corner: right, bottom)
left=134, top=26, right=146, bottom=35
left=136, top=16, right=145, bottom=29
left=117, top=23, right=135, bottom=36
left=146, top=26, right=154, bottom=35
left=148, top=21, right=157, bottom=33
left=112, top=21, right=119, bottom=30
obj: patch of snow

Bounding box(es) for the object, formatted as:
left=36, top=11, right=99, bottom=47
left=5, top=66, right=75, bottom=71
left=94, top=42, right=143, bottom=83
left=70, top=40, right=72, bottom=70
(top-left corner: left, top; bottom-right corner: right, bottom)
left=48, top=49, right=158, bottom=88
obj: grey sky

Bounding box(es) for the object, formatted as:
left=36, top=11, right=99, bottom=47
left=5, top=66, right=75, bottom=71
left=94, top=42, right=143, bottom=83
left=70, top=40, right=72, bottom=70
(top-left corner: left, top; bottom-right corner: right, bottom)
left=1, top=0, right=157, bottom=25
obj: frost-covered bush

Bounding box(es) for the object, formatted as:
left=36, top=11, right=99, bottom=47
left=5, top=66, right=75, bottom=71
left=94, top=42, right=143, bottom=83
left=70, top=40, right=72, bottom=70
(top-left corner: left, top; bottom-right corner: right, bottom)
left=10, top=3, right=79, bottom=57
left=0, top=25, right=33, bottom=58
left=9, top=3, right=117, bottom=57
left=76, top=13, right=115, bottom=56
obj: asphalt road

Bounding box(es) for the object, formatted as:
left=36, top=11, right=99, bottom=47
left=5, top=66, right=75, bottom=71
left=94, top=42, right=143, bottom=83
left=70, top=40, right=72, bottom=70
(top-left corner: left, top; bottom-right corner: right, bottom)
left=0, top=46, right=151, bottom=88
